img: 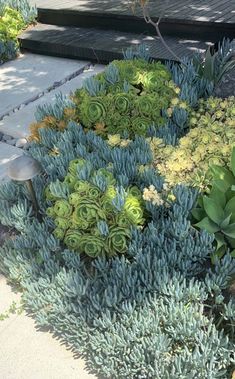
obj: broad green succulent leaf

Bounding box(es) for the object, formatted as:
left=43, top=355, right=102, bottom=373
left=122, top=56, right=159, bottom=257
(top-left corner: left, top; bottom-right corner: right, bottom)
left=203, top=197, right=224, bottom=224
left=191, top=208, right=206, bottom=221
left=225, top=197, right=235, bottom=216
left=231, top=147, right=235, bottom=177
left=209, top=187, right=226, bottom=208
left=222, top=223, right=235, bottom=239
left=220, top=213, right=232, bottom=229
left=195, top=217, right=220, bottom=234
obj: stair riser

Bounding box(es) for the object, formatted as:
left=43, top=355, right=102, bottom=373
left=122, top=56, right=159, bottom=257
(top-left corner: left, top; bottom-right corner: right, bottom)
left=20, top=40, right=129, bottom=64
left=37, top=8, right=235, bottom=42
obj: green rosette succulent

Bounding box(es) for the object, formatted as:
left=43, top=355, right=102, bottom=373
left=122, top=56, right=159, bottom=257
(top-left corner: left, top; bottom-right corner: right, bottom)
left=64, top=229, right=83, bottom=250
left=127, top=186, right=142, bottom=200
left=81, top=97, right=107, bottom=126
left=68, top=158, right=87, bottom=176
left=124, top=195, right=144, bottom=224
left=73, top=200, right=105, bottom=224
left=107, top=226, right=131, bottom=255
left=113, top=60, right=139, bottom=84
left=74, top=181, right=90, bottom=194
left=45, top=187, right=59, bottom=202
left=96, top=169, right=116, bottom=186
left=63, top=174, right=77, bottom=189
left=87, top=185, right=101, bottom=200
left=116, top=212, right=131, bottom=227
left=54, top=217, right=70, bottom=230
left=46, top=206, right=56, bottom=218
left=54, top=199, right=73, bottom=218
left=135, top=95, right=153, bottom=117
left=71, top=215, right=90, bottom=230
left=131, top=117, right=150, bottom=136
left=114, top=93, right=131, bottom=114
left=79, top=235, right=106, bottom=258
left=69, top=192, right=82, bottom=206
left=53, top=227, right=65, bottom=240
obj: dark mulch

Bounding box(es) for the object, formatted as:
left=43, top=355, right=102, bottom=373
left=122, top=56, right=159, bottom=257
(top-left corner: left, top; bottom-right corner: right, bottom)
left=0, top=224, right=17, bottom=247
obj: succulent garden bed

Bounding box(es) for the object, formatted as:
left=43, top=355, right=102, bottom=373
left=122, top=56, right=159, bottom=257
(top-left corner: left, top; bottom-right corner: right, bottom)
left=0, top=0, right=36, bottom=64
left=0, top=44, right=235, bottom=378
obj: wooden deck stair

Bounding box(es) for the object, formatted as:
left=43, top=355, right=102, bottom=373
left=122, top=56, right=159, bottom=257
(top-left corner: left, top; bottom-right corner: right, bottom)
left=19, top=0, right=235, bottom=63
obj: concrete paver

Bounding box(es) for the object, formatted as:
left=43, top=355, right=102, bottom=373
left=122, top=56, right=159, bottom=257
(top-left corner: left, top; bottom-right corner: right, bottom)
left=0, top=142, right=24, bottom=182
left=0, top=53, right=89, bottom=118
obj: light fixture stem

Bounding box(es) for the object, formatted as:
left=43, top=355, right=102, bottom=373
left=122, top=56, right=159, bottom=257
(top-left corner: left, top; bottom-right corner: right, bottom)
left=26, top=179, right=39, bottom=215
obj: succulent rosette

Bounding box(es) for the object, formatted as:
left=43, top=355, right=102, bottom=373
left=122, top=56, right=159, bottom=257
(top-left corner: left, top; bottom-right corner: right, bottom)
left=124, top=195, right=144, bottom=224
left=54, top=217, right=70, bottom=230
left=63, top=174, right=77, bottom=189
left=87, top=185, right=101, bottom=200
left=107, top=226, right=131, bottom=254
left=114, top=93, right=131, bottom=114
left=79, top=235, right=106, bottom=257
left=116, top=212, right=132, bottom=227
left=45, top=187, right=59, bottom=202
left=81, top=97, right=107, bottom=126
left=73, top=200, right=105, bottom=224
left=114, top=60, right=139, bottom=84
left=131, top=117, right=150, bottom=136
left=64, top=229, right=83, bottom=250
left=53, top=227, right=65, bottom=240
left=135, top=95, right=154, bottom=117
left=96, top=169, right=116, bottom=186
left=54, top=200, right=73, bottom=218
left=127, top=186, right=142, bottom=200
left=46, top=206, right=56, bottom=218
left=74, top=181, right=90, bottom=194
left=69, top=192, right=82, bottom=206
left=68, top=158, right=87, bottom=176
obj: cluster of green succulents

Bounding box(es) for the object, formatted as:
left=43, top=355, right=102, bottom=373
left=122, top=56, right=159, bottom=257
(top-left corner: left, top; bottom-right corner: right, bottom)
left=46, top=158, right=146, bottom=258
left=192, top=147, right=235, bottom=260
left=0, top=1, right=36, bottom=64
left=73, top=59, right=182, bottom=138
left=150, top=96, right=235, bottom=189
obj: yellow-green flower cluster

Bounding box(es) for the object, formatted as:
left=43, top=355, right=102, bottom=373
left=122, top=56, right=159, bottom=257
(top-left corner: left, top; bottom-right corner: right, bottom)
left=107, top=134, right=132, bottom=148
left=73, top=59, right=181, bottom=138
left=150, top=96, right=235, bottom=189
left=46, top=159, right=146, bottom=258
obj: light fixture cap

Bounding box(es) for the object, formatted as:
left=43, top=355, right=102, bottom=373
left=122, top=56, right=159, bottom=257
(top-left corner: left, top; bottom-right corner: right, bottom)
left=8, top=155, right=42, bottom=181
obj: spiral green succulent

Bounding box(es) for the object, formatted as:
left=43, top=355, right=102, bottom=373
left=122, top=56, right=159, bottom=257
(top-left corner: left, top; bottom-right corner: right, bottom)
left=64, top=229, right=83, bottom=250
left=107, top=226, right=130, bottom=254
left=80, top=235, right=106, bottom=257
left=54, top=200, right=73, bottom=218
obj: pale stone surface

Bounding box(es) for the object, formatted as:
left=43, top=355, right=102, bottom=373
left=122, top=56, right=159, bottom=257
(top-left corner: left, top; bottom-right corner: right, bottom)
left=0, top=275, right=98, bottom=379
left=0, top=53, right=89, bottom=118
left=0, top=142, right=24, bottom=181
left=0, top=64, right=104, bottom=138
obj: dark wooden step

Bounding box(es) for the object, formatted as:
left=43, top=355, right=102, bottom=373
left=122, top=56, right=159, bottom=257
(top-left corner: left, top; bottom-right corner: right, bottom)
left=35, top=0, right=235, bottom=42
left=19, top=23, right=213, bottom=63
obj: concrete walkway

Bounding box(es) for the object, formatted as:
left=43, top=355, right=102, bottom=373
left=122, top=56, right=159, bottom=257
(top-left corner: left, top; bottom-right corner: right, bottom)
left=0, top=53, right=104, bottom=379
left=0, top=275, right=97, bottom=379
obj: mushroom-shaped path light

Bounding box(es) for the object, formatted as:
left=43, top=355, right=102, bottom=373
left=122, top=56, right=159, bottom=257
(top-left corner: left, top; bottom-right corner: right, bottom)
left=8, top=155, right=42, bottom=215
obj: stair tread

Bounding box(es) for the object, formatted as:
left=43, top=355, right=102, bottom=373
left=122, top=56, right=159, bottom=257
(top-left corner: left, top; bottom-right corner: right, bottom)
left=19, top=23, right=212, bottom=63
left=30, top=0, right=235, bottom=25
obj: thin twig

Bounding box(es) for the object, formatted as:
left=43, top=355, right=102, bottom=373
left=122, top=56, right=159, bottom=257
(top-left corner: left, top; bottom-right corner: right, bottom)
left=142, top=3, right=182, bottom=62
